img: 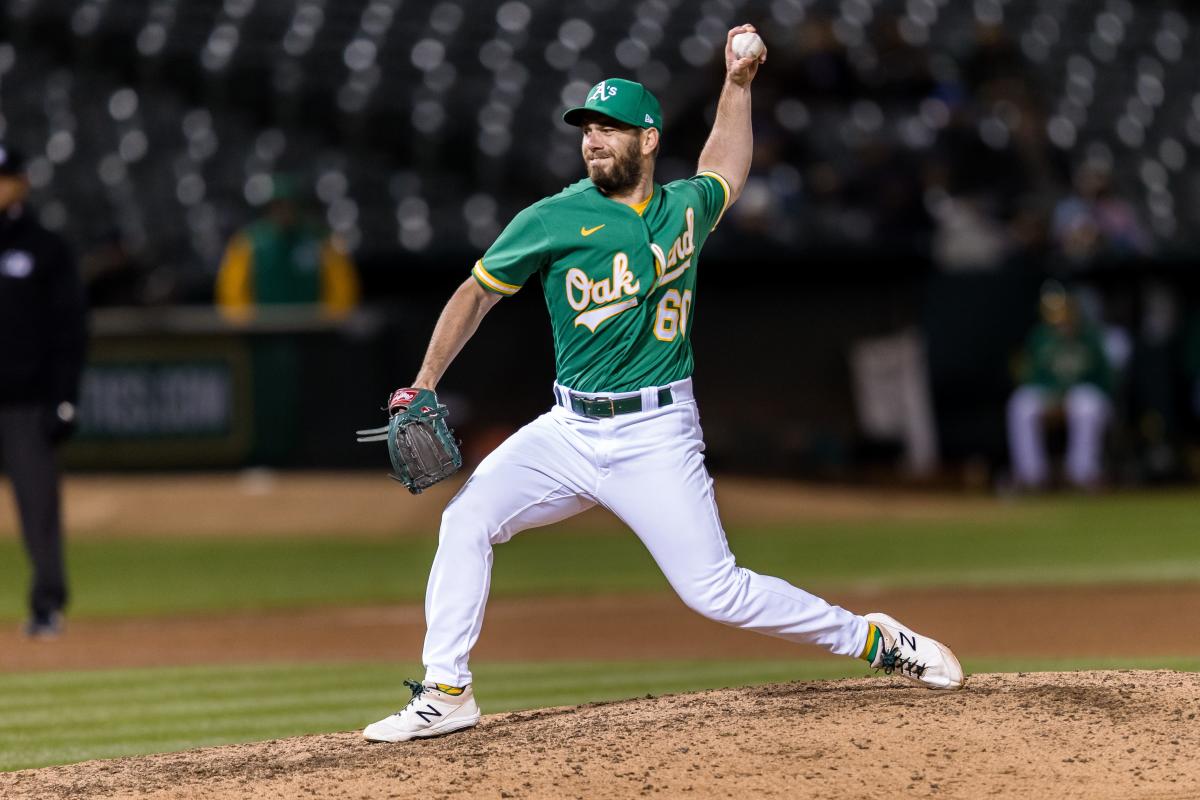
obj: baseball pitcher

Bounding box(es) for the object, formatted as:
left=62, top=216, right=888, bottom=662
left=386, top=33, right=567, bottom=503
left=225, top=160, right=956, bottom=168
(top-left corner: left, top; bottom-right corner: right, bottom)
left=361, top=25, right=963, bottom=743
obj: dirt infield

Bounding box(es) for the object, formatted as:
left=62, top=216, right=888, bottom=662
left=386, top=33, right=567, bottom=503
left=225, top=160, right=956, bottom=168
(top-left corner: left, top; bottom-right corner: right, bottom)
left=3, top=583, right=1196, bottom=673
left=4, top=670, right=1197, bottom=799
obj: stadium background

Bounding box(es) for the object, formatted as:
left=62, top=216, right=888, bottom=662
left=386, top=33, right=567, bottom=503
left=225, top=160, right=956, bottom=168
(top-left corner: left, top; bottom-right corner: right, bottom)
left=3, top=0, right=1199, bottom=481
left=3, top=0, right=1200, bottom=788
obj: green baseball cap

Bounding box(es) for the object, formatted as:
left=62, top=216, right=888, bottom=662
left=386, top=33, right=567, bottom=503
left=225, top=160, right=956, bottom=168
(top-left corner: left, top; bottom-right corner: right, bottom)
left=563, top=78, right=663, bottom=132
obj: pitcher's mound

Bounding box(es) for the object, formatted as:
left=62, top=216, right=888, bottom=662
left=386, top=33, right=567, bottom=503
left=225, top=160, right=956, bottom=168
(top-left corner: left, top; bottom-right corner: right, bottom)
left=6, top=670, right=1199, bottom=799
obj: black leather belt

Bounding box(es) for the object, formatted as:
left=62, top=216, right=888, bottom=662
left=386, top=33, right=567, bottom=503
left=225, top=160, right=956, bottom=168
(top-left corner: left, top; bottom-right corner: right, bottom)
left=569, top=387, right=674, bottom=418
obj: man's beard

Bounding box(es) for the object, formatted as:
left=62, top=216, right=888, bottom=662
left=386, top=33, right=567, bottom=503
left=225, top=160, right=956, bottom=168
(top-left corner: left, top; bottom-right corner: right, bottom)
left=586, top=138, right=643, bottom=196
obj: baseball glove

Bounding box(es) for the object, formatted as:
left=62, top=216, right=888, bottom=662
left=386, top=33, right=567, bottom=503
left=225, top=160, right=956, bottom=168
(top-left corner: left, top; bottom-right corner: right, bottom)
left=356, top=387, right=462, bottom=494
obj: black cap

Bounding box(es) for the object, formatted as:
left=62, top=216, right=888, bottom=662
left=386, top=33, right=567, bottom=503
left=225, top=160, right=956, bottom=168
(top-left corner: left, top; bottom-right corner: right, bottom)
left=0, top=144, right=27, bottom=177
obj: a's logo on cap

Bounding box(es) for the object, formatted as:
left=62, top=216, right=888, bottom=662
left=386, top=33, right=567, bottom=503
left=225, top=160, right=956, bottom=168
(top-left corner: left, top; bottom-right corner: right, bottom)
left=587, top=80, right=618, bottom=103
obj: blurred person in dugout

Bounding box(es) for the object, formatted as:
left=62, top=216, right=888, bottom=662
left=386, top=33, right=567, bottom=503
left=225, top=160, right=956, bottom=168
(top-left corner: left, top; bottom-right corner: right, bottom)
left=215, top=175, right=360, bottom=318
left=1007, top=280, right=1113, bottom=490
left=0, top=144, right=87, bottom=638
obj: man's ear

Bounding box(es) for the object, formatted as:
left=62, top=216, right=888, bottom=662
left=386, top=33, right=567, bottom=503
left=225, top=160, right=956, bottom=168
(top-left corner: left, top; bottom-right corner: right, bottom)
left=642, top=127, right=660, bottom=156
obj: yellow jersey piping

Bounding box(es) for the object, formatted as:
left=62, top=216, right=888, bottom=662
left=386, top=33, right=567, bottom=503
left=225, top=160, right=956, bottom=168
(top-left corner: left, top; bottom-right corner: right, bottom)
left=472, top=260, right=521, bottom=295
left=697, top=170, right=731, bottom=230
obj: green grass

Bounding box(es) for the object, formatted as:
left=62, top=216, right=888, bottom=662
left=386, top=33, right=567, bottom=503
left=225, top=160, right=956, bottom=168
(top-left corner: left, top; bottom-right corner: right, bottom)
left=1, top=490, right=1199, bottom=620
left=2, top=490, right=1195, bottom=772
left=3, top=656, right=1198, bottom=772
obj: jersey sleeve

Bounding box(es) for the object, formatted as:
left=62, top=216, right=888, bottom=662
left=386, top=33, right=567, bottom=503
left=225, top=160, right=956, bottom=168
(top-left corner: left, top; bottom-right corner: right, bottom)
left=686, top=171, right=732, bottom=233
left=216, top=232, right=255, bottom=311
left=471, top=205, right=551, bottom=296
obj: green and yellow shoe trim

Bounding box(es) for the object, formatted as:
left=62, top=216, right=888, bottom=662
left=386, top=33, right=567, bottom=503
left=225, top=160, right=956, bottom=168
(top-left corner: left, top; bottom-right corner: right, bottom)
left=859, top=622, right=882, bottom=663
left=435, top=683, right=466, bottom=696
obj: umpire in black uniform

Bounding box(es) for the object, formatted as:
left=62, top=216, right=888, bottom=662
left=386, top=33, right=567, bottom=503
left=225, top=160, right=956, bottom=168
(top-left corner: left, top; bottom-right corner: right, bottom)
left=0, top=144, right=87, bottom=638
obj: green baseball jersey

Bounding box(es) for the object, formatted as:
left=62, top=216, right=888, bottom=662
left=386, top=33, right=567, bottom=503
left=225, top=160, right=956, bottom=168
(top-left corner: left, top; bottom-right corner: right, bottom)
left=1022, top=322, right=1112, bottom=397
left=472, top=172, right=731, bottom=393
left=243, top=218, right=325, bottom=304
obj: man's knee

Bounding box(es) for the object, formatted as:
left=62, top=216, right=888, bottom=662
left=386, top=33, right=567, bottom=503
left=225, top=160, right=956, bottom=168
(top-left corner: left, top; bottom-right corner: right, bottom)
left=1065, top=384, right=1109, bottom=423
left=1008, top=386, right=1047, bottom=423
left=678, top=566, right=751, bottom=626
left=439, top=487, right=501, bottom=547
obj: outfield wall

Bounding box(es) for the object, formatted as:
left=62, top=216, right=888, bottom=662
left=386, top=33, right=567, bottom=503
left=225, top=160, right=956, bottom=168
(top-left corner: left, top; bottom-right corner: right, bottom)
left=68, top=257, right=1200, bottom=481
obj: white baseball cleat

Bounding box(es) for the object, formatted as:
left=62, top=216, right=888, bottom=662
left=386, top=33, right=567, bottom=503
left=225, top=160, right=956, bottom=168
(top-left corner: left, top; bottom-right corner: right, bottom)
left=865, top=612, right=965, bottom=690
left=363, top=680, right=482, bottom=742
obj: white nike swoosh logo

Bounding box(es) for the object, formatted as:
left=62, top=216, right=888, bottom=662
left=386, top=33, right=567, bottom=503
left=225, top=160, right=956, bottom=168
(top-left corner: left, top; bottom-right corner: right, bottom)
left=573, top=297, right=639, bottom=331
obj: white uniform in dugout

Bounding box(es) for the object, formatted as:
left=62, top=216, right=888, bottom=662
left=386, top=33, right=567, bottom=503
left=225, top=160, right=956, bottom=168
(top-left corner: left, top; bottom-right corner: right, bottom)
left=363, top=26, right=963, bottom=745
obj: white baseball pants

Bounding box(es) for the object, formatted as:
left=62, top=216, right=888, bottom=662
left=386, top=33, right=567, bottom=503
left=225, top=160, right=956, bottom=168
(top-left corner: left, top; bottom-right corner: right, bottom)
left=1006, top=383, right=1110, bottom=488
left=422, top=378, right=869, bottom=686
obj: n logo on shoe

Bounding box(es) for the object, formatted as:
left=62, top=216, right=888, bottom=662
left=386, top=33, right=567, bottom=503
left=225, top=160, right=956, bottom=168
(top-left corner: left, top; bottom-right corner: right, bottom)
left=899, top=632, right=918, bottom=650
left=415, top=704, right=443, bottom=724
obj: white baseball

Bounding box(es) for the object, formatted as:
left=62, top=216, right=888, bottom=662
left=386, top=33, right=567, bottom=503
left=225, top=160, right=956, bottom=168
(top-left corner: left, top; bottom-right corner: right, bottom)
left=731, top=31, right=765, bottom=60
